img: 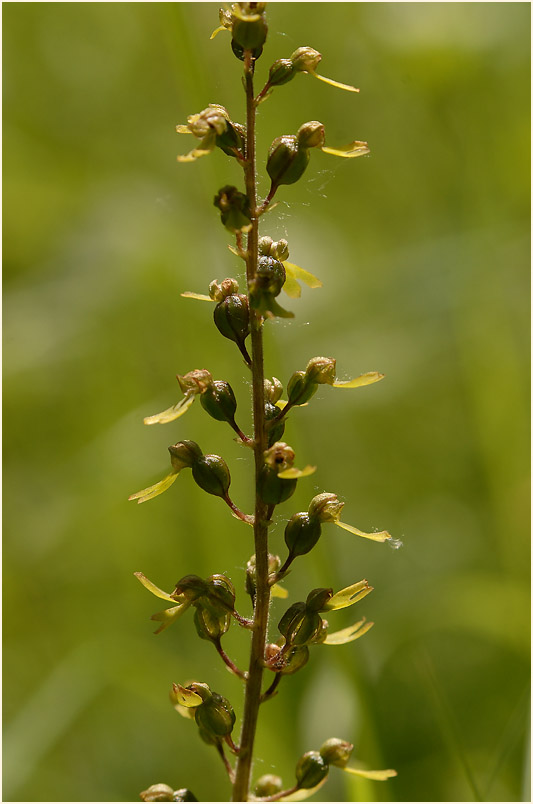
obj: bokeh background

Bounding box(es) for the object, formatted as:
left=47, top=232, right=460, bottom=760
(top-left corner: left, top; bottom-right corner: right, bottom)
left=3, top=3, right=530, bottom=802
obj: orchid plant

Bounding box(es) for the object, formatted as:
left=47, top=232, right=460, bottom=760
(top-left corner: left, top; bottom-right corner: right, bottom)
left=130, top=5, right=399, bottom=801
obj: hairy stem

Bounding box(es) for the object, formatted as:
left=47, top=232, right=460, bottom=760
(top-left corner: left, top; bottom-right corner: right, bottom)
left=232, top=51, right=271, bottom=803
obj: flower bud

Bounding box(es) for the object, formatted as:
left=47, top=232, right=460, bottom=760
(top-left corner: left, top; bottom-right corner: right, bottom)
left=284, top=512, right=322, bottom=558
left=140, top=784, right=175, bottom=802
left=177, top=369, right=213, bottom=395
left=286, top=371, right=318, bottom=406
left=214, top=185, right=252, bottom=232
left=191, top=454, right=231, bottom=498
left=267, top=135, right=310, bottom=188
left=213, top=293, right=250, bottom=350
left=308, top=492, right=344, bottom=523
left=264, top=376, right=283, bottom=404
left=297, top=121, right=326, bottom=150
left=265, top=401, right=285, bottom=447
left=206, top=574, right=236, bottom=611
left=271, top=238, right=289, bottom=262
left=306, top=587, right=333, bottom=612
left=194, top=604, right=231, bottom=642
left=305, top=356, right=336, bottom=384
left=319, top=737, right=354, bottom=768
left=200, top=380, right=238, bottom=425
left=209, top=277, right=240, bottom=302
left=168, top=440, right=203, bottom=472
left=295, top=751, right=329, bottom=789
left=254, top=775, right=284, bottom=797
left=268, top=58, right=295, bottom=87
left=194, top=690, right=235, bottom=739
left=173, top=789, right=198, bottom=802
left=291, top=46, right=322, bottom=74
left=246, top=553, right=281, bottom=597
left=252, top=256, right=286, bottom=297
left=258, top=236, right=274, bottom=255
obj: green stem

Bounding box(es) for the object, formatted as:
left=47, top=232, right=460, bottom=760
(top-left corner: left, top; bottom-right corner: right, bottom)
left=232, top=51, right=271, bottom=803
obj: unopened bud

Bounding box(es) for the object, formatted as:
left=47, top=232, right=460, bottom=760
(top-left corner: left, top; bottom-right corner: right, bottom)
left=231, top=5, right=268, bottom=52
left=209, top=277, right=239, bottom=302
left=295, top=751, right=329, bottom=789
left=194, top=604, right=231, bottom=642
left=214, top=185, right=252, bottom=232
left=168, top=440, right=203, bottom=472
left=297, top=121, right=326, bottom=150
left=319, top=737, right=354, bottom=768
left=206, top=574, right=236, bottom=610
left=305, top=356, right=336, bottom=384
left=271, top=238, right=289, bottom=261
left=246, top=553, right=281, bottom=597
left=267, top=135, right=310, bottom=188
left=268, top=58, right=295, bottom=87
left=284, top=512, right=322, bottom=558
left=265, top=401, right=285, bottom=448
left=251, top=256, right=286, bottom=297
left=140, top=784, right=175, bottom=802
left=278, top=602, right=323, bottom=646
left=191, top=454, right=231, bottom=498
left=200, top=380, right=237, bottom=424
left=287, top=371, right=318, bottom=406
left=213, top=293, right=250, bottom=350
left=254, top=775, right=284, bottom=797
left=308, top=492, right=344, bottom=523
left=291, top=46, right=322, bottom=74
left=194, top=690, right=235, bottom=738
left=177, top=369, right=213, bottom=395
left=264, top=377, right=283, bottom=404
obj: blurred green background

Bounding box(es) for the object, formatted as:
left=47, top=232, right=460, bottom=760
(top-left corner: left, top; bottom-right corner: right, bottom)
left=3, top=3, right=530, bottom=802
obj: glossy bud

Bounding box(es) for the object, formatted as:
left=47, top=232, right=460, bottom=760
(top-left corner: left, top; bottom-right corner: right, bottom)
left=254, top=775, right=284, bottom=797
left=284, top=512, right=322, bottom=558
left=200, top=380, right=238, bottom=424
left=206, top=574, right=236, bottom=611
left=319, top=737, right=354, bottom=768
left=267, top=135, right=310, bottom=188
left=191, top=454, right=231, bottom=498
left=287, top=371, right=318, bottom=406
left=194, top=690, right=236, bottom=739
left=279, top=645, right=310, bottom=675
left=214, top=185, right=252, bottom=232
left=168, top=440, right=203, bottom=472
left=295, top=751, right=329, bottom=789
left=297, top=121, right=326, bottom=150
left=308, top=492, right=344, bottom=523
left=306, top=587, right=333, bottom=612
left=253, top=256, right=286, bottom=297
left=213, top=293, right=250, bottom=349
left=264, top=376, right=283, bottom=404
left=278, top=602, right=323, bottom=646
left=194, top=604, right=231, bottom=642
left=305, top=356, right=337, bottom=384
left=232, top=13, right=268, bottom=53
left=268, top=58, right=295, bottom=87
left=271, top=238, right=290, bottom=262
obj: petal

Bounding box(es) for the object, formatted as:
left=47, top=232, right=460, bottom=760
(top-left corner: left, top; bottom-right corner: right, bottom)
left=311, top=71, right=360, bottom=93
left=284, top=261, right=323, bottom=290
left=180, top=291, right=214, bottom=302
left=323, top=618, right=374, bottom=645
left=336, top=520, right=392, bottom=543
left=143, top=395, right=196, bottom=425
left=171, top=682, right=203, bottom=708
left=343, top=767, right=397, bottom=781
left=321, top=141, right=370, bottom=158
left=323, top=580, right=372, bottom=611
left=176, top=124, right=192, bottom=134
left=210, top=24, right=229, bottom=39
left=270, top=583, right=289, bottom=599
left=128, top=471, right=179, bottom=504
left=282, top=273, right=302, bottom=299
left=279, top=778, right=328, bottom=801
left=134, top=572, right=176, bottom=602
left=278, top=465, right=316, bottom=479
left=151, top=603, right=190, bottom=634
left=177, top=146, right=213, bottom=163
left=332, top=372, right=384, bottom=389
